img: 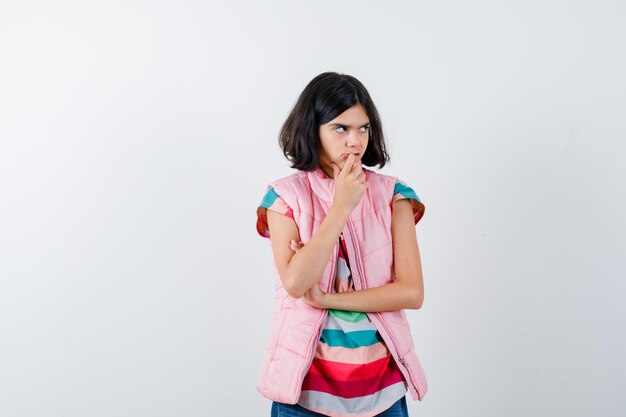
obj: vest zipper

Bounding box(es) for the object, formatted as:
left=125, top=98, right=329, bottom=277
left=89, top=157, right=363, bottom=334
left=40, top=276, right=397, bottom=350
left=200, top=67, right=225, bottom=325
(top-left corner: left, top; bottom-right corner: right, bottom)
left=292, top=242, right=339, bottom=402
left=345, top=219, right=421, bottom=398
left=370, top=314, right=421, bottom=397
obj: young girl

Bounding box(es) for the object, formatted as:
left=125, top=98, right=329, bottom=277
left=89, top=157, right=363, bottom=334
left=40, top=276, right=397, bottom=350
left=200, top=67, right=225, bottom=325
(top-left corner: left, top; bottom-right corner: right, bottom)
left=255, top=72, right=428, bottom=417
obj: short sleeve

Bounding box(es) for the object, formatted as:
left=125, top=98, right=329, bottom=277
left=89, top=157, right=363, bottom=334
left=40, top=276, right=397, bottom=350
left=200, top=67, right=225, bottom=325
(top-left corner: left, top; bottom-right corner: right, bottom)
left=256, top=186, right=295, bottom=238
left=392, top=179, right=425, bottom=225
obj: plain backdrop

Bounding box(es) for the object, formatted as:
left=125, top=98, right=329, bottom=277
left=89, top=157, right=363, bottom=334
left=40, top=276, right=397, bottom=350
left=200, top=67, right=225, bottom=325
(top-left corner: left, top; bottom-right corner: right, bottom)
left=1, top=1, right=625, bottom=416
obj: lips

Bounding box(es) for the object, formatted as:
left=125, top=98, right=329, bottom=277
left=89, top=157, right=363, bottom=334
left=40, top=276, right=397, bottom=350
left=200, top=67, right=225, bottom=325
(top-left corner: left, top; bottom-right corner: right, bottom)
left=341, top=152, right=361, bottom=159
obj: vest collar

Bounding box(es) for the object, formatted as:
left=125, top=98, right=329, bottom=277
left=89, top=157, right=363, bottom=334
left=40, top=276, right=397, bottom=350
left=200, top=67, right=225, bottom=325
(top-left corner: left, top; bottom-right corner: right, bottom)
left=306, top=165, right=333, bottom=203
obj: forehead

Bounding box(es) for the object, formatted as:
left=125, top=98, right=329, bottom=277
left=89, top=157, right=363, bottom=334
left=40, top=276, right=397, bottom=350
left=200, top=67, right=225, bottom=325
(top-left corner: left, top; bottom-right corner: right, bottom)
left=325, top=104, right=369, bottom=126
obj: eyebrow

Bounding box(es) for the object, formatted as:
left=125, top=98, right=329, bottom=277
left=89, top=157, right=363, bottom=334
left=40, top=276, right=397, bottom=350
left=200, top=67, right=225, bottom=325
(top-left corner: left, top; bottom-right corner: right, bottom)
left=328, top=122, right=370, bottom=128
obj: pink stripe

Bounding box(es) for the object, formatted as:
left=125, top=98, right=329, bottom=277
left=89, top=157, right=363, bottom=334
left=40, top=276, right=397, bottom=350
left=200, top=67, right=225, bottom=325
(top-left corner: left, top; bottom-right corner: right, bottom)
left=314, top=343, right=390, bottom=364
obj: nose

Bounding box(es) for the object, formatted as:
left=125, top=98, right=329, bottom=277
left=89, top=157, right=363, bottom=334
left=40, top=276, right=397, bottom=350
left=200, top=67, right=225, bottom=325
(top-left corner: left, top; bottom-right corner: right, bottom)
left=346, top=130, right=361, bottom=148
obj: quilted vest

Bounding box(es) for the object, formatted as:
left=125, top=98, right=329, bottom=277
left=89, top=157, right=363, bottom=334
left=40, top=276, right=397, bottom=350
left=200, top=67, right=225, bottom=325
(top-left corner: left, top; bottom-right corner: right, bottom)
left=256, top=163, right=428, bottom=404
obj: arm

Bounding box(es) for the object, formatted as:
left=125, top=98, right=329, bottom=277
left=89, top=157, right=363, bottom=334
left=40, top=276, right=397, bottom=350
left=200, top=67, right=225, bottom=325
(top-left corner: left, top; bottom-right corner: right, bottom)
left=303, top=199, right=424, bottom=311
left=266, top=204, right=351, bottom=299
left=266, top=154, right=366, bottom=299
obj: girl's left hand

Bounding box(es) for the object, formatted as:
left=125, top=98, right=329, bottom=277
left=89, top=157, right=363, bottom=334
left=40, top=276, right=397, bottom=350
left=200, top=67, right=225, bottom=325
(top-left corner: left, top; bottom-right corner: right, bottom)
left=303, top=282, right=328, bottom=309
left=289, top=239, right=304, bottom=252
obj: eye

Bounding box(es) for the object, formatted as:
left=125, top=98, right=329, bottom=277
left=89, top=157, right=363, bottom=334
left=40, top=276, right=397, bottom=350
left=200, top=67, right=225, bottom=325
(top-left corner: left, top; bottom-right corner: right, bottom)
left=335, top=126, right=346, bottom=133
left=360, top=125, right=370, bottom=133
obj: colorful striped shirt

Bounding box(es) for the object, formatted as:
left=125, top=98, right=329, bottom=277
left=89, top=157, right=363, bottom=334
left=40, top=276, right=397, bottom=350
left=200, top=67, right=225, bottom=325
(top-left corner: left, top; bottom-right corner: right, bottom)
left=257, top=179, right=424, bottom=417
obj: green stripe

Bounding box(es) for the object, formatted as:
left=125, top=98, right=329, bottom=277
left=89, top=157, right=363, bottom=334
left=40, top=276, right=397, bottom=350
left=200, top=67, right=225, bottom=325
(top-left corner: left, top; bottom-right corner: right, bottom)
left=258, top=187, right=279, bottom=208
left=329, top=309, right=367, bottom=323
left=320, top=329, right=382, bottom=348
left=393, top=181, right=420, bottom=201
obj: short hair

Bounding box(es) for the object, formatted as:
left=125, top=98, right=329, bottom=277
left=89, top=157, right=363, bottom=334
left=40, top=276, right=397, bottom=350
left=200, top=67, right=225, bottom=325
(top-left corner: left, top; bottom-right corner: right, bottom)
left=279, top=72, right=389, bottom=171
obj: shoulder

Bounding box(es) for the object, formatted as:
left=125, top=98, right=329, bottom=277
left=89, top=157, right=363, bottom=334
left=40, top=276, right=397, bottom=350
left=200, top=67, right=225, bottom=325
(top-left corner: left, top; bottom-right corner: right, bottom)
left=259, top=186, right=287, bottom=210
left=385, top=174, right=426, bottom=226
left=393, top=179, right=421, bottom=202
left=265, top=170, right=317, bottom=215
left=256, top=172, right=305, bottom=239
left=256, top=186, right=295, bottom=238
left=363, top=167, right=398, bottom=194
left=269, top=170, right=311, bottom=194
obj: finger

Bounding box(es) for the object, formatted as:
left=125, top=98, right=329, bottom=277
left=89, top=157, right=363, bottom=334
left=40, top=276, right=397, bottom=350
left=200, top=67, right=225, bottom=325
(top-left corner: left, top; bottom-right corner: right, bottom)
left=291, top=240, right=305, bottom=251
left=347, top=155, right=363, bottom=176
left=351, top=172, right=365, bottom=184
left=340, top=153, right=356, bottom=177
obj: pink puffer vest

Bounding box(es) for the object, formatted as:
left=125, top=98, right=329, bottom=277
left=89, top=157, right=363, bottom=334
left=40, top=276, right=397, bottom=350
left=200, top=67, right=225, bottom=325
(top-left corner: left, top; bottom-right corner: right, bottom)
left=256, top=163, right=428, bottom=404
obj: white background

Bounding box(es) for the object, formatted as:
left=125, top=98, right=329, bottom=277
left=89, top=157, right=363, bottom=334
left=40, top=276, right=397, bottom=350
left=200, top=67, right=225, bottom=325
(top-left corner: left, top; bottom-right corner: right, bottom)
left=1, top=1, right=625, bottom=416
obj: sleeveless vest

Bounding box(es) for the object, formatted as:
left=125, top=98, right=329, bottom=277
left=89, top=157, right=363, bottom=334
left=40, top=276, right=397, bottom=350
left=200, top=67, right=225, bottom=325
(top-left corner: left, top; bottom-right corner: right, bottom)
left=256, top=163, right=428, bottom=404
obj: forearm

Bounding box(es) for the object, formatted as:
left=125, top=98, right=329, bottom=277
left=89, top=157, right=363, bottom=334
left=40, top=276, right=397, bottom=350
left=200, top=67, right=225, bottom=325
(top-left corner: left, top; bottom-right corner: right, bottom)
left=286, top=205, right=350, bottom=297
left=323, top=281, right=423, bottom=312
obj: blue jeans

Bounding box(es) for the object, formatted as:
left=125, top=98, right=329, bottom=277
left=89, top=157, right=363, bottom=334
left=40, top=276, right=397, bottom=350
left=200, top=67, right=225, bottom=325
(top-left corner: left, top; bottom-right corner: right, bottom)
left=271, top=396, right=409, bottom=417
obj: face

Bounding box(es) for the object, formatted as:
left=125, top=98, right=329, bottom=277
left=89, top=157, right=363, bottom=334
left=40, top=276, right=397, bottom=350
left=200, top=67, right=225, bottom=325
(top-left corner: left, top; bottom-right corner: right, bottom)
left=318, top=103, right=370, bottom=178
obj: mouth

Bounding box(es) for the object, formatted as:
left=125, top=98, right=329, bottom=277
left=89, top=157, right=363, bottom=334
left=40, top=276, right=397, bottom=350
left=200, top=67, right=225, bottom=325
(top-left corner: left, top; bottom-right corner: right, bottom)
left=341, top=152, right=361, bottom=159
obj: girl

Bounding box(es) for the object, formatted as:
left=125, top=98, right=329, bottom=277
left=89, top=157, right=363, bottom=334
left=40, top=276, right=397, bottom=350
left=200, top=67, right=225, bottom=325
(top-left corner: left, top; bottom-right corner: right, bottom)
left=255, top=72, right=427, bottom=417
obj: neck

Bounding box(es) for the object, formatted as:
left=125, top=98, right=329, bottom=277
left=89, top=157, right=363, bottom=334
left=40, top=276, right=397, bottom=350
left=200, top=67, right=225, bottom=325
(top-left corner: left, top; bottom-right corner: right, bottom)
left=319, top=162, right=334, bottom=179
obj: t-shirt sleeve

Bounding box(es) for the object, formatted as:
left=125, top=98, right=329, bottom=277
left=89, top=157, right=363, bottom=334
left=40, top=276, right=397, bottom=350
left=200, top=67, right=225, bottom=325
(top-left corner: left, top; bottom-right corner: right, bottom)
left=256, top=186, right=295, bottom=238
left=391, top=179, right=425, bottom=225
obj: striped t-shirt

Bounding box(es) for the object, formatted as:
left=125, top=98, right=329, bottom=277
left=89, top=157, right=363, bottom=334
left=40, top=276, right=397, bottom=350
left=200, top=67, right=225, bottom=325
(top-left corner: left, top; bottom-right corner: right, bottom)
left=256, top=179, right=424, bottom=417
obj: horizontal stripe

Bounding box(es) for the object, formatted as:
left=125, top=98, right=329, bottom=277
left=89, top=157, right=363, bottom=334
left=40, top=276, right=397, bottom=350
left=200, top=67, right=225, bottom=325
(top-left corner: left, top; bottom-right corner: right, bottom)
left=255, top=205, right=270, bottom=238
left=334, top=278, right=352, bottom=293
left=301, top=365, right=405, bottom=399
left=329, top=309, right=367, bottom=323
left=258, top=188, right=293, bottom=218
left=324, top=312, right=377, bottom=333
left=298, top=381, right=407, bottom=417
left=392, top=180, right=420, bottom=202
left=306, top=355, right=392, bottom=381
left=314, top=343, right=391, bottom=365
left=259, top=187, right=280, bottom=208
left=336, top=258, right=351, bottom=281
left=320, top=329, right=382, bottom=348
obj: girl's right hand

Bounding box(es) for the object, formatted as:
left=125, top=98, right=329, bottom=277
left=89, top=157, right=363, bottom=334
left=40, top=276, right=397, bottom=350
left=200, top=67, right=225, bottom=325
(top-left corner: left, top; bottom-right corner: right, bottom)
left=330, top=153, right=368, bottom=215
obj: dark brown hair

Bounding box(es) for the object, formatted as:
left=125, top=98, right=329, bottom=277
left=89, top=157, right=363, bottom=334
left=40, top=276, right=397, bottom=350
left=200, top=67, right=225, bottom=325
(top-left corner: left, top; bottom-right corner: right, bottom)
left=279, top=72, right=389, bottom=171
